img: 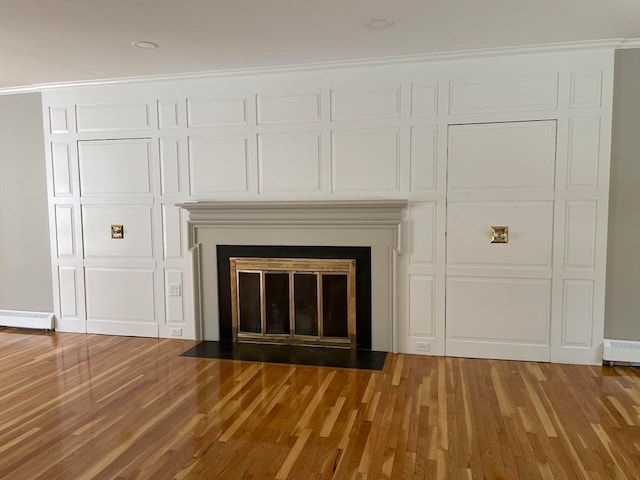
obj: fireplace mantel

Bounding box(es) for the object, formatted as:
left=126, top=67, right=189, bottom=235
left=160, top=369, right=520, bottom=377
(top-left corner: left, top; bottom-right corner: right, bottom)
left=178, top=200, right=408, bottom=233
left=177, top=199, right=407, bottom=352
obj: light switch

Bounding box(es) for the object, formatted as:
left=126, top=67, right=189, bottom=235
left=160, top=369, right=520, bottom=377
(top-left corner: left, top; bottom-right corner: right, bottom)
left=168, top=284, right=182, bottom=296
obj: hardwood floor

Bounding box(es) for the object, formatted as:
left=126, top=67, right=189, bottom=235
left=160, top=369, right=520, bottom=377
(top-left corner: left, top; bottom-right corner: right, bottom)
left=0, top=328, right=638, bottom=479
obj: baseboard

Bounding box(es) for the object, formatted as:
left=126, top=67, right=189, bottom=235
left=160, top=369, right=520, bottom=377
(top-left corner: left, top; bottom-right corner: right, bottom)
left=0, top=310, right=55, bottom=330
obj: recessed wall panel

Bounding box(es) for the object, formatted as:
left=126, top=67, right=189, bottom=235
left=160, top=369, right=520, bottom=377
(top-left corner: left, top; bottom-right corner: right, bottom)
left=448, top=121, right=556, bottom=191
left=410, top=202, right=436, bottom=265
left=76, top=103, right=150, bottom=132
left=447, top=202, right=554, bottom=268
left=446, top=277, right=550, bottom=343
left=449, top=75, right=558, bottom=114
left=409, top=275, right=436, bottom=337
left=562, top=280, right=594, bottom=347
left=49, top=107, right=69, bottom=134
left=82, top=205, right=153, bottom=258
left=162, top=205, right=183, bottom=260
left=78, top=139, right=151, bottom=196
left=258, top=133, right=321, bottom=193
left=164, top=269, right=185, bottom=324
left=159, top=138, right=181, bottom=195
left=331, top=129, right=399, bottom=193
left=188, top=135, right=248, bottom=194
left=51, top=143, right=72, bottom=196
left=187, top=98, right=246, bottom=127
left=331, top=88, right=400, bottom=121
left=411, top=84, right=438, bottom=117
left=58, top=266, right=78, bottom=318
left=158, top=101, right=180, bottom=129
left=55, top=205, right=75, bottom=258
left=410, top=126, right=437, bottom=193
left=85, top=268, right=155, bottom=322
left=564, top=200, right=597, bottom=270
left=257, top=93, right=320, bottom=124
left=570, top=71, right=602, bottom=108
left=567, top=118, right=600, bottom=190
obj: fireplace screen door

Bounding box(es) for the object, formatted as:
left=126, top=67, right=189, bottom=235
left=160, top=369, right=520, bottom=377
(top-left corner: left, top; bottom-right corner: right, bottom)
left=230, top=258, right=356, bottom=348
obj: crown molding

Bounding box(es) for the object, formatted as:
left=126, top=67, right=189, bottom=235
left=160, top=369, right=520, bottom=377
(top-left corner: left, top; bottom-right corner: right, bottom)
left=0, top=38, right=628, bottom=96
left=618, top=38, right=640, bottom=49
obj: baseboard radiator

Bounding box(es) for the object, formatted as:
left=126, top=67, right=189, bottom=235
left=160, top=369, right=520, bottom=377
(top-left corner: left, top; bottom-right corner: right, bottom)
left=0, top=310, right=55, bottom=330
left=603, top=338, right=640, bottom=365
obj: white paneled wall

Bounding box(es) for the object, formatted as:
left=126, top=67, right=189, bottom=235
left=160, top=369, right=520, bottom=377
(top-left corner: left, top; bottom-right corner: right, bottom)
left=42, top=47, right=614, bottom=363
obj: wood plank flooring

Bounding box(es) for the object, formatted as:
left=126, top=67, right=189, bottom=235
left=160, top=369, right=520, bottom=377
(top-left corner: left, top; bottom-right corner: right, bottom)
left=0, top=328, right=638, bottom=479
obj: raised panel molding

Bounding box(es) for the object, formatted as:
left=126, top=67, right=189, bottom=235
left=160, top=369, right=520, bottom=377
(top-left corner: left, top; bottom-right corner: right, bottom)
left=76, top=103, right=150, bottom=132
left=258, top=133, right=321, bottom=193
left=85, top=268, right=155, bottom=323
left=331, top=87, right=400, bottom=121
left=256, top=92, right=320, bottom=124
left=54, top=205, right=75, bottom=258
left=409, top=202, right=437, bottom=265
left=447, top=202, right=554, bottom=268
left=159, top=138, right=181, bottom=195
left=51, top=143, right=72, bottom=196
left=58, top=266, right=79, bottom=318
left=49, top=106, right=70, bottom=134
left=569, top=71, right=602, bottom=108
left=446, top=277, right=551, bottom=343
left=40, top=49, right=612, bottom=358
left=164, top=269, right=185, bottom=324
left=158, top=101, right=180, bottom=129
left=410, top=125, right=437, bottom=193
left=564, top=200, right=597, bottom=270
left=448, top=121, right=556, bottom=191
left=449, top=75, right=558, bottom=114
left=567, top=118, right=600, bottom=190
left=411, top=84, right=438, bottom=117
left=78, top=139, right=151, bottom=196
left=162, top=205, right=183, bottom=260
left=186, top=97, right=246, bottom=127
left=188, top=135, right=248, bottom=194
left=82, top=205, right=154, bottom=259
left=331, top=129, right=400, bottom=193
left=562, top=279, right=594, bottom=347
left=409, top=275, right=436, bottom=337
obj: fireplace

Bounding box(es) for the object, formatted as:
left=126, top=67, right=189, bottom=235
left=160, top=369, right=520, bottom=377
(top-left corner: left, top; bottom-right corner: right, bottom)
left=231, top=257, right=356, bottom=347
left=217, top=245, right=372, bottom=348
left=178, top=200, right=406, bottom=352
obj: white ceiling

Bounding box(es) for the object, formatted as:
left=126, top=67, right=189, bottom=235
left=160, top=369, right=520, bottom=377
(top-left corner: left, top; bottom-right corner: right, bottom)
left=1, top=0, right=639, bottom=90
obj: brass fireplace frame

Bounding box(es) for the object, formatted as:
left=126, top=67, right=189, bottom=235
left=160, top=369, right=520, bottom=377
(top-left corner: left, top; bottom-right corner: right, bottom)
left=230, top=257, right=356, bottom=348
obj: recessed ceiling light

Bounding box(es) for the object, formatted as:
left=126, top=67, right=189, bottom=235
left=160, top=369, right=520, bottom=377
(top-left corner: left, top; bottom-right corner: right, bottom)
left=131, top=41, right=158, bottom=49
left=364, top=18, right=394, bottom=30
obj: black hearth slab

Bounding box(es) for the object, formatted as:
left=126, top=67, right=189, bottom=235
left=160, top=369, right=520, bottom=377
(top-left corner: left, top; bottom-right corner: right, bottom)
left=181, top=341, right=387, bottom=371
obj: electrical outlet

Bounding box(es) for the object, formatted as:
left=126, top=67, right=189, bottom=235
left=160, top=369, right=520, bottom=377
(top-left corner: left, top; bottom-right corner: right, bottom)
left=416, top=342, right=430, bottom=352
left=169, top=328, right=182, bottom=337
left=168, top=284, right=182, bottom=297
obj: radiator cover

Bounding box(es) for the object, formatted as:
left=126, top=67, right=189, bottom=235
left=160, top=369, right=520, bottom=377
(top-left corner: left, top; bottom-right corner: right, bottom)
left=603, top=338, right=640, bottom=364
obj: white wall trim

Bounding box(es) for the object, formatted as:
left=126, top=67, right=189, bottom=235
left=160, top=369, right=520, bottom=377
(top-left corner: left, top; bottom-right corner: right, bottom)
left=618, top=38, right=640, bottom=49
left=0, top=39, right=626, bottom=96
left=0, top=310, right=55, bottom=330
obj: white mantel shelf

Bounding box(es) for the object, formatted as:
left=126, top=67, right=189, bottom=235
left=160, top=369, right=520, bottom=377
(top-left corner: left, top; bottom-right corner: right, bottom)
left=177, top=200, right=409, bottom=227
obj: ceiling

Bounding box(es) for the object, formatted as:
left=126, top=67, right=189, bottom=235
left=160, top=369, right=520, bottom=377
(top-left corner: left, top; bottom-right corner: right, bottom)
left=1, top=0, right=640, bottom=91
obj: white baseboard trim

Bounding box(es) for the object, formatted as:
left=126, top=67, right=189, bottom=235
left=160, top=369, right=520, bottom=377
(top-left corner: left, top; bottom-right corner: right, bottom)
left=0, top=310, right=55, bottom=330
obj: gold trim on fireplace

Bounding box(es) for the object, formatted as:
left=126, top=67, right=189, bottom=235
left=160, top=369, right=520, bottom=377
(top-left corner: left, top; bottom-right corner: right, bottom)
left=230, top=258, right=356, bottom=349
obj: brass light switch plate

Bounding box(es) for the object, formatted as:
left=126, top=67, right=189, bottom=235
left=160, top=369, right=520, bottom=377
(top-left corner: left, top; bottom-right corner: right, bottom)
left=490, top=226, right=508, bottom=244
left=111, top=225, right=124, bottom=239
